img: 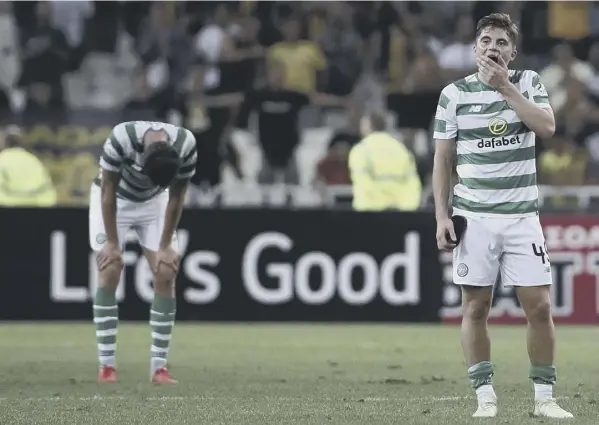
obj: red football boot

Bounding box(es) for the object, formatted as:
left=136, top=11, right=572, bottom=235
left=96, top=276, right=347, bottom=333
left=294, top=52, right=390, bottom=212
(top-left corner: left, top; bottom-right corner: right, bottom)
left=98, top=366, right=117, bottom=383
left=151, top=367, right=178, bottom=384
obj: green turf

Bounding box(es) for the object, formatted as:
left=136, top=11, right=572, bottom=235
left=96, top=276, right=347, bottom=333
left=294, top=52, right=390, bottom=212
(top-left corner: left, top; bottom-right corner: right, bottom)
left=0, top=323, right=596, bottom=425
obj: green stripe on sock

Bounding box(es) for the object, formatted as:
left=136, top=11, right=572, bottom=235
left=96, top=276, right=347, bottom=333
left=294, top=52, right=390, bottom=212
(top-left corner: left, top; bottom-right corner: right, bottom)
left=95, top=286, right=116, bottom=306
left=150, top=295, right=176, bottom=362
left=95, top=319, right=118, bottom=331
left=97, top=335, right=116, bottom=345
left=468, top=361, right=494, bottom=389
left=152, top=296, right=176, bottom=314
left=530, top=364, right=556, bottom=385
left=152, top=338, right=170, bottom=349
left=93, top=287, right=118, bottom=366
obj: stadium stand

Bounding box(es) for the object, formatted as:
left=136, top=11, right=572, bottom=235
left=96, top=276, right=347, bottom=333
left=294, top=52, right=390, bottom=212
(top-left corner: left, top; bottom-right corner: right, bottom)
left=2, top=1, right=599, bottom=210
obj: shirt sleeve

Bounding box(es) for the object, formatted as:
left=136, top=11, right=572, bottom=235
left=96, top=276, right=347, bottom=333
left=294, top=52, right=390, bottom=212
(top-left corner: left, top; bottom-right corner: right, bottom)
left=531, top=71, right=552, bottom=110
left=432, top=85, right=458, bottom=140
left=99, top=124, right=126, bottom=172
left=176, top=129, right=197, bottom=179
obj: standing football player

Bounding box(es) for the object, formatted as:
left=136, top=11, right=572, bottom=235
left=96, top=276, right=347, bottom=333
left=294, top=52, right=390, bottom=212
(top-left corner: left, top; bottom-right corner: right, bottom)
left=432, top=13, right=573, bottom=419
left=89, top=121, right=197, bottom=384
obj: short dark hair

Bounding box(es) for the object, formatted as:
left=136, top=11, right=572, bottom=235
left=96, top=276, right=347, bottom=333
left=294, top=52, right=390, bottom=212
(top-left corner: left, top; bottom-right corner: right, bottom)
left=476, top=13, right=519, bottom=45
left=368, top=111, right=387, bottom=132
left=144, top=142, right=181, bottom=187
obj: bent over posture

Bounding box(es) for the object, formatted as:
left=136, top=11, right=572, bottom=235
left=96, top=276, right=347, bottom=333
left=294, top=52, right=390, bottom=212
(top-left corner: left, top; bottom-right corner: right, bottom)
left=89, top=121, right=196, bottom=384
left=432, top=13, right=573, bottom=419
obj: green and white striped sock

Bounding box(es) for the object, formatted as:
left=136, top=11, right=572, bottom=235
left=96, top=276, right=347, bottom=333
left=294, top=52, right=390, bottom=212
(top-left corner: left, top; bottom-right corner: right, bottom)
left=150, top=295, right=176, bottom=374
left=93, top=286, right=118, bottom=368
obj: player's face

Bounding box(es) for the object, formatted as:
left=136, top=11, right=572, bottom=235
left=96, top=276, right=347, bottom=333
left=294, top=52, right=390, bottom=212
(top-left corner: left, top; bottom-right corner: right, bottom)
left=475, top=26, right=516, bottom=65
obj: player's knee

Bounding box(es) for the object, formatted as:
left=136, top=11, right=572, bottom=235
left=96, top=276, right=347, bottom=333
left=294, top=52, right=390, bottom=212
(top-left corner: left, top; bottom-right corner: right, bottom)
left=461, top=286, right=492, bottom=321
left=526, top=299, right=552, bottom=323
left=154, top=266, right=178, bottom=286
left=99, top=261, right=124, bottom=288
left=463, top=300, right=490, bottom=321
left=462, top=293, right=491, bottom=321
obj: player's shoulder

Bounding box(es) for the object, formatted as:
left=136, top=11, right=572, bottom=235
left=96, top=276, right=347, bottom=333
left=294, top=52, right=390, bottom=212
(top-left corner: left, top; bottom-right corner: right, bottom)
left=175, top=125, right=196, bottom=145
left=439, top=75, right=478, bottom=102
left=509, top=69, right=539, bottom=88
left=109, top=121, right=132, bottom=143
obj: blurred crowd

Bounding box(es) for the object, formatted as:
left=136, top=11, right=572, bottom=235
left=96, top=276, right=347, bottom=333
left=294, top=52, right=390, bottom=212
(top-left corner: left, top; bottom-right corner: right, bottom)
left=1, top=1, right=599, bottom=208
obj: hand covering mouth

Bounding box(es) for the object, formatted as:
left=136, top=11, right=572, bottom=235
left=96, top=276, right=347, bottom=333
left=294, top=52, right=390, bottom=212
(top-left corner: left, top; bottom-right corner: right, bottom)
left=487, top=53, right=499, bottom=63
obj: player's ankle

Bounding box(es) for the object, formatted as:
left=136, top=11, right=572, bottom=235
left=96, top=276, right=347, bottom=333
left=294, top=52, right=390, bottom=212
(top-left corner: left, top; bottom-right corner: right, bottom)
left=475, top=384, right=496, bottom=400
left=533, top=383, right=553, bottom=400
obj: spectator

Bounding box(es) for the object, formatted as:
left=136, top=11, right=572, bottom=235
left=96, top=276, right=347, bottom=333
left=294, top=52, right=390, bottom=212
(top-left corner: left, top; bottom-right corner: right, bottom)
left=122, top=71, right=166, bottom=120
left=554, top=77, right=599, bottom=142
left=539, top=43, right=594, bottom=113
left=437, top=14, right=478, bottom=81
left=49, top=1, right=93, bottom=49
left=584, top=132, right=599, bottom=185
left=225, top=14, right=264, bottom=94
left=547, top=1, right=590, bottom=42
left=0, top=3, right=20, bottom=112
left=135, top=2, right=175, bottom=98
left=193, top=3, right=238, bottom=93
left=315, top=141, right=352, bottom=187
left=189, top=4, right=240, bottom=189
left=538, top=128, right=588, bottom=207
left=315, top=105, right=363, bottom=186
left=235, top=60, right=348, bottom=184
left=348, top=110, right=422, bottom=211
left=327, top=104, right=363, bottom=151
left=585, top=41, right=599, bottom=104
left=0, top=125, right=57, bottom=207
left=268, top=17, right=327, bottom=93
left=318, top=3, right=363, bottom=96
left=387, top=39, right=443, bottom=173
left=18, top=1, right=69, bottom=109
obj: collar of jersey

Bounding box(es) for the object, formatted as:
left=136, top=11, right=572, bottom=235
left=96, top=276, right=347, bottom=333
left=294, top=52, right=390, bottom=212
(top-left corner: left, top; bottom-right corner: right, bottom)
left=474, top=73, right=496, bottom=91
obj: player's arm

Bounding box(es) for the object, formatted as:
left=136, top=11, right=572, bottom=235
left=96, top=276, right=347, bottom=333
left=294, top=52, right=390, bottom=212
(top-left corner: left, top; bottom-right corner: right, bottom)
left=432, top=86, right=458, bottom=222
left=159, top=132, right=197, bottom=249
left=490, top=63, right=555, bottom=139
left=99, top=128, right=124, bottom=246
left=433, top=140, right=456, bottom=220
left=160, top=178, right=189, bottom=249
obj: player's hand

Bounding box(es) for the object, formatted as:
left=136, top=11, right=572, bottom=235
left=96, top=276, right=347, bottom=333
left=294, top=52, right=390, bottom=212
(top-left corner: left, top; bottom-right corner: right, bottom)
left=477, top=55, right=510, bottom=90
left=436, top=218, right=457, bottom=252
left=97, top=241, right=123, bottom=271
left=156, top=246, right=180, bottom=275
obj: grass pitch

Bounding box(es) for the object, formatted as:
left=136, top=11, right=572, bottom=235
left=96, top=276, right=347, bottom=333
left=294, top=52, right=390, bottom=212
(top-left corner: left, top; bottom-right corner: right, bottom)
left=0, top=323, right=596, bottom=425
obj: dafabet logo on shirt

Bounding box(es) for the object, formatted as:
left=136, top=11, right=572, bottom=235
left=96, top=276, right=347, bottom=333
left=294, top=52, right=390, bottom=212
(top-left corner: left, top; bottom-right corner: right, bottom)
left=477, top=117, right=519, bottom=149
left=488, top=117, right=508, bottom=136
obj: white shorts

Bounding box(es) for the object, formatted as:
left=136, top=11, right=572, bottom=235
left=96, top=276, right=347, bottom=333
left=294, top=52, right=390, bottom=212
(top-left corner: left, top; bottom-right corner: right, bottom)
left=453, top=215, right=552, bottom=287
left=88, top=184, right=178, bottom=253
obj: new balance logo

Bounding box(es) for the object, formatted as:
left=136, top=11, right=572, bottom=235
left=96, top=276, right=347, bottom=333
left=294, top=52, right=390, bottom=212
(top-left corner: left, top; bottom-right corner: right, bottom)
left=469, top=105, right=483, bottom=113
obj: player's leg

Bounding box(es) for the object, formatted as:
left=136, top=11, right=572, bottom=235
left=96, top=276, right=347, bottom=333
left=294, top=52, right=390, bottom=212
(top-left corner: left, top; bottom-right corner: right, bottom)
left=501, top=216, right=573, bottom=419
left=88, top=184, right=129, bottom=382
left=136, top=193, right=179, bottom=384
left=453, top=216, right=501, bottom=417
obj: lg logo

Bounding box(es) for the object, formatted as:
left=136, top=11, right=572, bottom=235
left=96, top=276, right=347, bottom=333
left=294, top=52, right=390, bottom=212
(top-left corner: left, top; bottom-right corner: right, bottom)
left=50, top=230, right=422, bottom=307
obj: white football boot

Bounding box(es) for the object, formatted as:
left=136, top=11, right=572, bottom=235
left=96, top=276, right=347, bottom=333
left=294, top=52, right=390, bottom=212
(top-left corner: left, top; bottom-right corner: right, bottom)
left=473, top=395, right=498, bottom=417
left=534, top=398, right=574, bottom=419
